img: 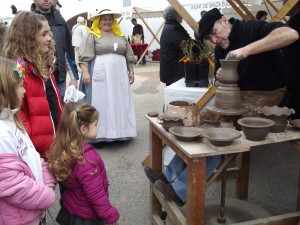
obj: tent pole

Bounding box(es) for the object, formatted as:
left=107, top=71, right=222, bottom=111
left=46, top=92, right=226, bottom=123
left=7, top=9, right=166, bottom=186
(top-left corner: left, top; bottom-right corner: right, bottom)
left=135, top=21, right=165, bottom=67
left=234, top=0, right=255, bottom=19
left=226, top=0, right=251, bottom=21
left=265, top=0, right=288, bottom=22
left=270, top=0, right=299, bottom=22
left=133, top=7, right=160, bottom=44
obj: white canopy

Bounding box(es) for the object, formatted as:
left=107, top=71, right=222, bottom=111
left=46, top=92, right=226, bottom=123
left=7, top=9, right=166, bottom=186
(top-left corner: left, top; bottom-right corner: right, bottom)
left=130, top=7, right=164, bottom=19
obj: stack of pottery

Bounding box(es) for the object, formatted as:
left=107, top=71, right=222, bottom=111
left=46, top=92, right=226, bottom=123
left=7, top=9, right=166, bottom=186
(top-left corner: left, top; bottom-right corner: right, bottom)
left=207, top=60, right=247, bottom=116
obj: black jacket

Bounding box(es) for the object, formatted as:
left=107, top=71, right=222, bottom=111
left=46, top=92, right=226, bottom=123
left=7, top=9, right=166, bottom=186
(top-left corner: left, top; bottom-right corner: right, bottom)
left=215, top=18, right=286, bottom=91
left=160, top=20, right=190, bottom=86
left=33, top=4, right=78, bottom=82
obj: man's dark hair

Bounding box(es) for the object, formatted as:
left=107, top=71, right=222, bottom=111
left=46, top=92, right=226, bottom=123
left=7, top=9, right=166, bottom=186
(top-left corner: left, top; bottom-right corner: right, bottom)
left=131, top=18, right=137, bottom=22
left=11, top=5, right=17, bottom=14
left=256, top=10, right=268, bottom=20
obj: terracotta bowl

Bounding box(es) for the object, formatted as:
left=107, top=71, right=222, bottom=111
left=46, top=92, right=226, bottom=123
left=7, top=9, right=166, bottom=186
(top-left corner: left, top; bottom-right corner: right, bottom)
left=255, top=106, right=295, bottom=133
left=202, top=128, right=241, bottom=146
left=237, top=117, right=275, bottom=141
left=169, top=127, right=203, bottom=142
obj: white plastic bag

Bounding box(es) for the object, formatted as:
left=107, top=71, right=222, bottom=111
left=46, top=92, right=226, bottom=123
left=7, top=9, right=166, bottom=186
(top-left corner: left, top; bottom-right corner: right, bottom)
left=63, top=85, right=85, bottom=103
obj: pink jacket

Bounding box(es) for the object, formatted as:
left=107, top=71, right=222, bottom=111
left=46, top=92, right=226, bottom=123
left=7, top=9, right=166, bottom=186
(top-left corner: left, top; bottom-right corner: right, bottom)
left=0, top=154, right=56, bottom=225
left=62, top=144, right=119, bottom=224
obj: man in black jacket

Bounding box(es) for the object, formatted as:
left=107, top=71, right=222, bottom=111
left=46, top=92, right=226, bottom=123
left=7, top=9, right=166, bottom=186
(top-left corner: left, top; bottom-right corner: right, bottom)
left=199, top=8, right=298, bottom=107
left=32, top=0, right=78, bottom=99
left=160, top=6, right=191, bottom=86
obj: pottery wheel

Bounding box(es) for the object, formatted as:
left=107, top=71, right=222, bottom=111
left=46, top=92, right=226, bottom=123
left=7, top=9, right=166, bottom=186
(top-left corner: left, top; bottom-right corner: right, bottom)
left=207, top=105, right=248, bottom=116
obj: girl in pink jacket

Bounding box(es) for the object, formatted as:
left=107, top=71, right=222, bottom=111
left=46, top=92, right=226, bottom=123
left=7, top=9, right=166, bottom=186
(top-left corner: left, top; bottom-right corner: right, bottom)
left=47, top=102, right=119, bottom=225
left=0, top=57, right=56, bottom=225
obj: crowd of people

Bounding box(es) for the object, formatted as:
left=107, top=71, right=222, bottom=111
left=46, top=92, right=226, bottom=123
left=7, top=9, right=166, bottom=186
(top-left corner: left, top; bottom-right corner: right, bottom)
left=0, top=0, right=299, bottom=224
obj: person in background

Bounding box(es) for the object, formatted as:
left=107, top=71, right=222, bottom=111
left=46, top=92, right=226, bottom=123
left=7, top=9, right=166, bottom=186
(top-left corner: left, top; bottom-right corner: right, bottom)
left=79, top=9, right=136, bottom=143
left=160, top=5, right=191, bottom=86
left=131, top=18, right=146, bottom=65
left=2, top=11, right=63, bottom=159
left=0, top=19, right=7, bottom=54
left=256, top=10, right=268, bottom=21
left=281, top=0, right=300, bottom=119
left=47, top=101, right=119, bottom=225
left=131, top=18, right=144, bottom=43
left=0, top=56, right=56, bottom=225
left=199, top=8, right=298, bottom=107
left=72, top=16, right=88, bottom=73
left=32, top=0, right=79, bottom=96
left=11, top=5, right=17, bottom=14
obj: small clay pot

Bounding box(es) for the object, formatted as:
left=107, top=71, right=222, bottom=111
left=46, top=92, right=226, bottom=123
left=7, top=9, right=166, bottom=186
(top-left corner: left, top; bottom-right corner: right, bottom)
left=237, top=117, right=275, bottom=141
left=219, top=60, right=240, bottom=84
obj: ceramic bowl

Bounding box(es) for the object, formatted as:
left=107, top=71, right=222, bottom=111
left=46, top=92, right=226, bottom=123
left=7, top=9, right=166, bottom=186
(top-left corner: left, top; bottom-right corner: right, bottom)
left=158, top=113, right=185, bottom=132
left=169, top=126, right=203, bottom=142
left=255, top=106, right=295, bottom=133
left=289, top=119, right=300, bottom=129
left=202, top=128, right=241, bottom=146
left=237, top=117, right=275, bottom=141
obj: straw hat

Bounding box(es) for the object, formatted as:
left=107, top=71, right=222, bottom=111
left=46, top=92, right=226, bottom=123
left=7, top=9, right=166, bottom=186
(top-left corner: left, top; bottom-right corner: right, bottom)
left=89, top=9, right=122, bottom=21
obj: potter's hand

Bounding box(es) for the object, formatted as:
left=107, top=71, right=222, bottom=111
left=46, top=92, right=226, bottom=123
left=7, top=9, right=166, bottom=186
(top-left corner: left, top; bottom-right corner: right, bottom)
left=82, top=71, right=91, bottom=86
left=216, top=68, right=222, bottom=81
left=225, top=48, right=247, bottom=60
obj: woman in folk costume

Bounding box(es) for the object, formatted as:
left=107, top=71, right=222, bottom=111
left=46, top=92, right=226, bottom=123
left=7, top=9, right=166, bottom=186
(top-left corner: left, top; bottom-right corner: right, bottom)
left=79, top=9, right=137, bottom=143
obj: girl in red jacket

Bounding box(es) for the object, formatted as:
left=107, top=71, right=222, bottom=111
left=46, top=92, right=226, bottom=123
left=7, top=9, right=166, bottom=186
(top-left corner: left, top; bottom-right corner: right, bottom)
left=47, top=101, right=120, bottom=225
left=2, top=11, right=63, bottom=159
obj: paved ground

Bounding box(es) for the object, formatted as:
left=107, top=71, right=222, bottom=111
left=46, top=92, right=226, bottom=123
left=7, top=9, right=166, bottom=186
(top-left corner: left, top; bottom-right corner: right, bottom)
left=47, top=62, right=300, bottom=225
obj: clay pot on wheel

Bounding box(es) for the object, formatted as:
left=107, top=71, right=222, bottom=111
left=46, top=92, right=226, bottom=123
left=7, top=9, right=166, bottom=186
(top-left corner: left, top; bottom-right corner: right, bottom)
left=219, top=60, right=240, bottom=84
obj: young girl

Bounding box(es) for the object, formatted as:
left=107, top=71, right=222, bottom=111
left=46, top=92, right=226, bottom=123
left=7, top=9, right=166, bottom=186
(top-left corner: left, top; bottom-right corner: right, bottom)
left=0, top=57, right=56, bottom=224
left=47, top=101, right=120, bottom=225
left=2, top=10, right=63, bottom=159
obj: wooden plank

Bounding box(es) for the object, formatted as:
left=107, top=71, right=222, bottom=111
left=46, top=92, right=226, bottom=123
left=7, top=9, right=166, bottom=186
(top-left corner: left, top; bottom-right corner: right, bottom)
left=135, top=21, right=164, bottom=66
left=153, top=214, right=165, bottom=225
left=153, top=187, right=186, bottom=225
left=270, top=0, right=299, bottom=22
left=226, top=0, right=251, bottom=21
left=196, top=85, right=216, bottom=110
left=186, top=157, right=206, bottom=225
left=236, top=152, right=250, bottom=200
left=232, top=212, right=300, bottom=225
left=265, top=0, right=288, bottom=22
left=235, top=0, right=256, bottom=19
left=142, top=154, right=151, bottom=166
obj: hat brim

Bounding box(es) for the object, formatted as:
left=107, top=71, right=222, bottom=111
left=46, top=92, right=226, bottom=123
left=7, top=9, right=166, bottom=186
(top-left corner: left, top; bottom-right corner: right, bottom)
left=89, top=11, right=122, bottom=21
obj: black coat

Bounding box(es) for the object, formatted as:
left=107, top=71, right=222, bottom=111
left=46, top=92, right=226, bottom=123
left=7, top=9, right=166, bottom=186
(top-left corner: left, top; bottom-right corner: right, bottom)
left=160, top=20, right=190, bottom=86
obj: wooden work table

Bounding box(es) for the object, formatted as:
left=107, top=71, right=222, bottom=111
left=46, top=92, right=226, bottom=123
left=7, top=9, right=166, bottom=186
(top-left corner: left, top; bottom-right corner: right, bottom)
left=145, top=115, right=300, bottom=225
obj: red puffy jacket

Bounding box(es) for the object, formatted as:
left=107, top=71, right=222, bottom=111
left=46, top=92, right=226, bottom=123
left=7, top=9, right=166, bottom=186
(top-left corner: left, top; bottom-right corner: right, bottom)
left=19, top=63, right=63, bottom=159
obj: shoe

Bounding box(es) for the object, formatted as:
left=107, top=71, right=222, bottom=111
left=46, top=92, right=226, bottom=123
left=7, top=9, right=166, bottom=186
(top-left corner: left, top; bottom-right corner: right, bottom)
left=144, top=166, right=168, bottom=184
left=142, top=61, right=146, bottom=65
left=155, top=180, right=185, bottom=207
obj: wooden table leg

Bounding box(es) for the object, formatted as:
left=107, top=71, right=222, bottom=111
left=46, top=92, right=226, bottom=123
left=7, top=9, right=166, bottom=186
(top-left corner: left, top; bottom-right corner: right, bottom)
left=186, top=157, right=206, bottom=225
left=236, top=151, right=250, bottom=200
left=150, top=124, right=164, bottom=223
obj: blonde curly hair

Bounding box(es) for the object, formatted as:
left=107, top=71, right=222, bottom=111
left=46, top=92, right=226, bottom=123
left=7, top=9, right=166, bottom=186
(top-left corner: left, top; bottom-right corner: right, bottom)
left=2, top=11, right=55, bottom=80
left=47, top=101, right=99, bottom=182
